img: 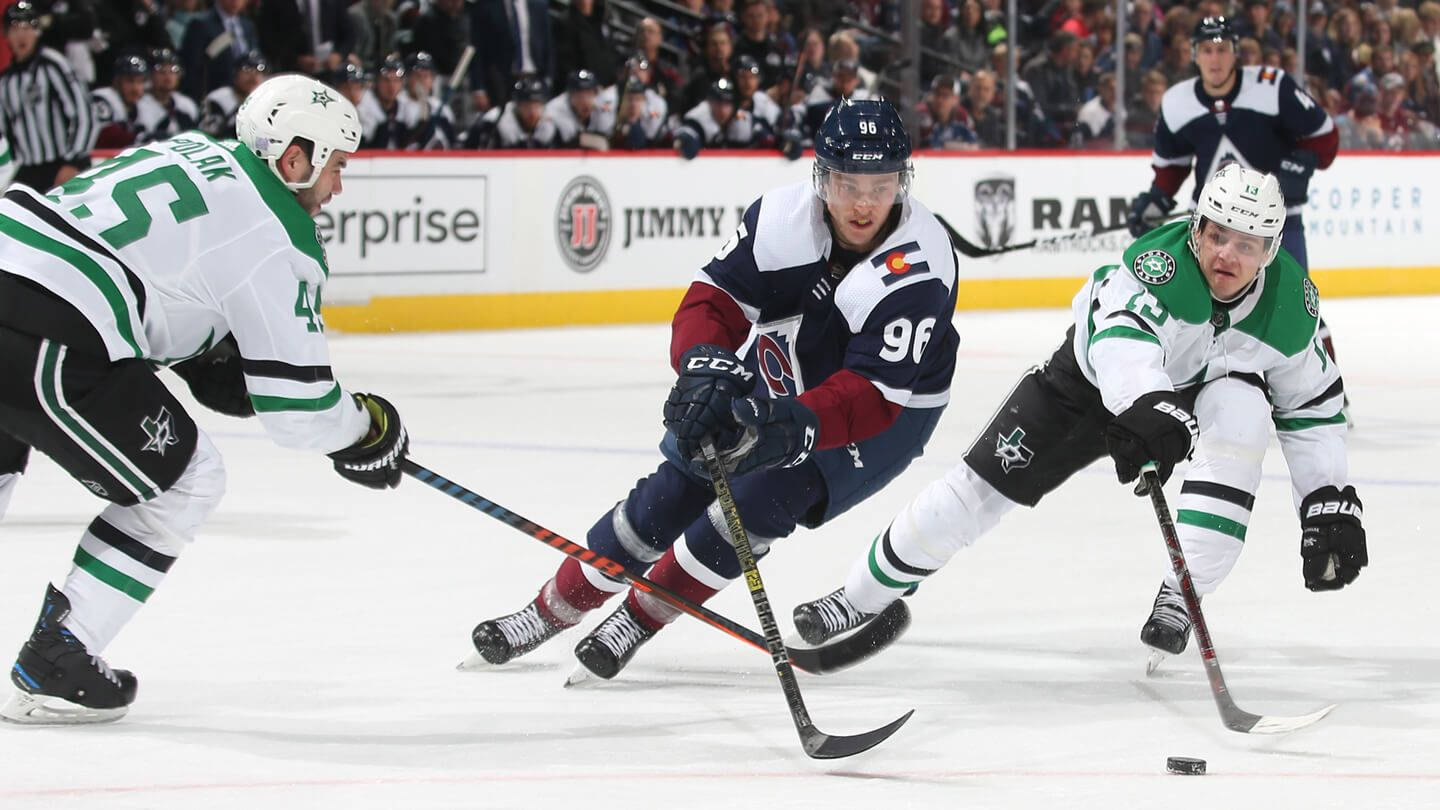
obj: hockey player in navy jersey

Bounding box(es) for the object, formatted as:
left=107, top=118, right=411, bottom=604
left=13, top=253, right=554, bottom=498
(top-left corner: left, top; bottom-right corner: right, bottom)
left=467, top=99, right=960, bottom=680
left=1128, top=16, right=1338, bottom=271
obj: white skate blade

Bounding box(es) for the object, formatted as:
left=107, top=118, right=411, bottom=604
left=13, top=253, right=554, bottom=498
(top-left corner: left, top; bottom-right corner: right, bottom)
left=0, top=690, right=128, bottom=726
left=1145, top=649, right=1168, bottom=676
left=456, top=650, right=491, bottom=672
left=563, top=664, right=598, bottom=688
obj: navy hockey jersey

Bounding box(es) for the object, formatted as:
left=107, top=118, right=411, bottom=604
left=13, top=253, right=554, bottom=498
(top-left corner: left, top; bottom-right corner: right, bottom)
left=1152, top=65, right=1334, bottom=212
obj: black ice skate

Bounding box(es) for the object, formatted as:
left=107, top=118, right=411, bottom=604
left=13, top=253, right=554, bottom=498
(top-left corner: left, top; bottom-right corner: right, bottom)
left=793, top=588, right=876, bottom=646
left=2, top=585, right=137, bottom=725
left=569, top=603, right=656, bottom=682
left=464, top=598, right=571, bottom=669
left=1141, top=582, right=1193, bottom=674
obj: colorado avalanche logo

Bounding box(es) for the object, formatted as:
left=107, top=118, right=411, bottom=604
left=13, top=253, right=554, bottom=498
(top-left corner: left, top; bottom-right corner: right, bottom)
left=757, top=333, right=798, bottom=397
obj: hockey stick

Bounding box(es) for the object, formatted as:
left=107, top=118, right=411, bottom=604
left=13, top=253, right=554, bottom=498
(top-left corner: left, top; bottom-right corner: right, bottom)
left=1138, top=464, right=1336, bottom=734
left=401, top=460, right=909, bottom=676
left=935, top=213, right=1137, bottom=259
left=699, top=439, right=914, bottom=759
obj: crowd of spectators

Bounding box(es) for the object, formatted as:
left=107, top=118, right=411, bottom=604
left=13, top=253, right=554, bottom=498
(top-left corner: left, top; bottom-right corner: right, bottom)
left=4, top=0, right=1440, bottom=155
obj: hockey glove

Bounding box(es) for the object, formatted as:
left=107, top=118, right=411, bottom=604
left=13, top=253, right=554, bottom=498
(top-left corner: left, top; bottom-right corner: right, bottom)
left=169, top=334, right=254, bottom=418
left=328, top=393, right=408, bottom=490
left=705, top=396, right=818, bottom=478
left=1275, top=148, right=1318, bottom=203
left=674, top=129, right=702, bottom=160
left=1127, top=185, right=1177, bottom=238
left=664, top=344, right=756, bottom=465
left=1300, top=485, right=1367, bottom=591
left=1105, top=391, right=1199, bottom=487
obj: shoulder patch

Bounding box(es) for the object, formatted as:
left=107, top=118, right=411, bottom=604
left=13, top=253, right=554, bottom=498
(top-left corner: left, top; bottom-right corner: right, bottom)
left=1303, top=277, right=1319, bottom=318
left=870, top=241, right=930, bottom=287
left=1132, top=249, right=1176, bottom=285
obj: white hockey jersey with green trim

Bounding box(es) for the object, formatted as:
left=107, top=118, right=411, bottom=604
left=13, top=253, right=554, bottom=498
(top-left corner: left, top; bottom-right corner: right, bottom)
left=1068, top=221, right=1347, bottom=502
left=0, top=131, right=368, bottom=453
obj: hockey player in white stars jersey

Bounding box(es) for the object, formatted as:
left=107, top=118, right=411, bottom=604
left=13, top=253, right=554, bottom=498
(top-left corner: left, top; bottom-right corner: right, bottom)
left=0, top=74, right=411, bottom=725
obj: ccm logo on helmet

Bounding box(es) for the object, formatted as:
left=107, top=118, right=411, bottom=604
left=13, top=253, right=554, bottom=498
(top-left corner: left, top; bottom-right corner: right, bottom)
left=1305, top=500, right=1362, bottom=520
left=686, top=356, right=755, bottom=382
left=849, top=152, right=884, bottom=160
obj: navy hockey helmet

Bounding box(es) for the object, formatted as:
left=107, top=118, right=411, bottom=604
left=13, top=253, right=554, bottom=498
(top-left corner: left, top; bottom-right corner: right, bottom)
left=332, top=61, right=368, bottom=87
left=378, top=55, right=406, bottom=77
left=4, top=1, right=38, bottom=28
left=237, top=51, right=269, bottom=75
left=707, top=77, right=737, bottom=104
left=735, top=54, right=761, bottom=76
left=1191, top=16, right=1238, bottom=47
left=512, top=75, right=550, bottom=102
left=812, top=98, right=913, bottom=203
left=150, top=47, right=180, bottom=73
left=114, top=54, right=149, bottom=78
left=567, top=69, right=599, bottom=92
left=405, top=50, right=436, bottom=74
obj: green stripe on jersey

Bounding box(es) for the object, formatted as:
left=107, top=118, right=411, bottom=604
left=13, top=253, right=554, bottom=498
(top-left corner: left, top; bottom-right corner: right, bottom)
left=250, top=383, right=344, bottom=413
left=73, top=546, right=155, bottom=601
left=0, top=215, right=142, bottom=357
left=226, top=142, right=329, bottom=277
left=1177, top=509, right=1248, bottom=541
left=1273, top=413, right=1348, bottom=432
left=1090, top=325, right=1161, bottom=346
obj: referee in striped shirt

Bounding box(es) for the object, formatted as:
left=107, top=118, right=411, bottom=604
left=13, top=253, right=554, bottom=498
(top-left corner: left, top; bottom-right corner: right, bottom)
left=0, top=2, right=95, bottom=191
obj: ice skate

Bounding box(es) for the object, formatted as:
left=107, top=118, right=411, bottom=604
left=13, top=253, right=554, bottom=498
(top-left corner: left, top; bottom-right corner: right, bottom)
left=792, top=588, right=876, bottom=646
left=2, top=585, right=137, bottom=725
left=1141, top=582, right=1192, bottom=675
left=461, top=597, right=570, bottom=670
left=570, top=603, right=656, bottom=681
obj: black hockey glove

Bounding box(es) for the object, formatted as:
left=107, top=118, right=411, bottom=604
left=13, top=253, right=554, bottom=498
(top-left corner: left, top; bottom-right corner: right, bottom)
left=704, top=396, right=818, bottom=478
left=1127, top=185, right=1177, bottom=238
left=664, top=344, right=756, bottom=465
left=169, top=334, right=254, bottom=418
left=328, top=393, right=408, bottom=490
left=1275, top=148, right=1318, bottom=203
left=1105, top=391, right=1199, bottom=487
left=1300, top=485, right=1367, bottom=592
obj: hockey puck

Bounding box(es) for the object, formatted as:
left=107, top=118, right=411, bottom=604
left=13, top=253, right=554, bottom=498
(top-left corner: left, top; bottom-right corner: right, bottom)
left=1166, top=757, right=1206, bottom=775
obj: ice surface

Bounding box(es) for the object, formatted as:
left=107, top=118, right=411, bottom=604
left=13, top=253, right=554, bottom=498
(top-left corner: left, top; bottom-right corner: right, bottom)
left=1, top=298, right=1436, bottom=809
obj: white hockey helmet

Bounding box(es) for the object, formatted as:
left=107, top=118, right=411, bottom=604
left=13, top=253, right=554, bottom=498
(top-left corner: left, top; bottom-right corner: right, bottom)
left=236, top=73, right=362, bottom=191
left=1188, top=163, right=1286, bottom=270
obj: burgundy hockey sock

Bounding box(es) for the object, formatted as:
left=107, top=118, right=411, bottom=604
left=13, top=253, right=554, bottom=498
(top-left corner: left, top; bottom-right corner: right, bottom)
left=626, top=547, right=721, bottom=632
left=550, top=557, right=621, bottom=614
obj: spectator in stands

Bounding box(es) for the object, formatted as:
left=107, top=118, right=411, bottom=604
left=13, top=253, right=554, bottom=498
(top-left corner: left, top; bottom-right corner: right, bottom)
left=1238, top=37, right=1262, bottom=67
left=947, top=0, right=990, bottom=77
left=918, top=0, right=953, bottom=87
left=1378, top=70, right=1438, bottom=146
left=1332, top=8, right=1365, bottom=85
left=139, top=47, right=199, bottom=141
left=682, top=22, right=734, bottom=111
left=664, top=0, right=707, bottom=58
left=1022, top=30, right=1082, bottom=131
left=92, top=55, right=149, bottom=149
left=1402, top=44, right=1440, bottom=122
left=1160, top=6, right=1195, bottom=47
left=734, top=0, right=784, bottom=86
left=463, top=75, right=557, bottom=149
left=165, top=0, right=203, bottom=51
left=917, top=74, right=977, bottom=149
left=990, top=43, right=1062, bottom=146
left=410, top=0, right=474, bottom=86
left=1307, top=3, right=1342, bottom=88
left=609, top=75, right=668, bottom=149
left=1236, top=0, right=1285, bottom=53
left=358, top=55, right=412, bottom=148
left=329, top=61, right=369, bottom=109
left=471, top=0, right=553, bottom=112
left=962, top=69, right=1005, bottom=148
left=95, top=1, right=170, bottom=87
left=1273, top=2, right=1298, bottom=48
left=1159, top=30, right=1196, bottom=86
left=1092, top=10, right=1117, bottom=74
left=350, top=0, right=398, bottom=70
left=795, top=27, right=826, bottom=89
left=555, top=0, right=616, bottom=91
left=258, top=0, right=355, bottom=76
left=1074, top=40, right=1099, bottom=101
left=1421, top=3, right=1440, bottom=72
left=199, top=51, right=266, bottom=138
left=1393, top=9, right=1423, bottom=53
left=632, top=19, right=681, bottom=102
left=734, top=54, right=780, bottom=137
left=1072, top=71, right=1115, bottom=146
left=404, top=51, right=457, bottom=149
left=1131, top=0, right=1164, bottom=70
left=799, top=58, right=871, bottom=135
left=180, top=0, right=259, bottom=99
left=826, top=31, right=878, bottom=94
left=547, top=69, right=610, bottom=147
left=1125, top=69, right=1167, bottom=149
left=1119, top=33, right=1145, bottom=102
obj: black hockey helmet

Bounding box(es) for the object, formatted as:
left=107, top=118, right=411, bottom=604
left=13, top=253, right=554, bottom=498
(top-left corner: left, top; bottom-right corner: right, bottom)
left=707, top=77, right=737, bottom=104
left=114, top=54, right=149, bottom=78
left=405, top=50, right=436, bottom=74
left=735, top=54, right=761, bottom=77
left=236, top=51, right=269, bottom=75
left=812, top=98, right=913, bottom=201
left=1191, top=16, right=1238, bottom=47
left=4, top=0, right=38, bottom=28
left=512, top=75, right=550, bottom=102
left=378, top=54, right=406, bottom=77
left=331, top=61, right=367, bottom=87
left=566, top=69, right=599, bottom=92
left=149, top=47, right=180, bottom=73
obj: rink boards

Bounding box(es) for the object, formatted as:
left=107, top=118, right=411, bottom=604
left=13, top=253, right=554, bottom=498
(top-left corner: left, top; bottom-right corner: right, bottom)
left=314, top=150, right=1440, bottom=332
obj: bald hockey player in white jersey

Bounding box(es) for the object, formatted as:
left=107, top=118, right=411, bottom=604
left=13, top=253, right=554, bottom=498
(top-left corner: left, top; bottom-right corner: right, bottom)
left=0, top=74, right=411, bottom=725
left=795, top=165, right=1366, bottom=674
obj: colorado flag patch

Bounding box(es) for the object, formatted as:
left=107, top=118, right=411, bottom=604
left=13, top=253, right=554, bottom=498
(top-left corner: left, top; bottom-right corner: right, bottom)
left=871, top=241, right=930, bottom=287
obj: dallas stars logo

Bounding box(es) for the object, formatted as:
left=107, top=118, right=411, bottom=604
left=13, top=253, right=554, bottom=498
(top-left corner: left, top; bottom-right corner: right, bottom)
left=1302, top=277, right=1320, bottom=318
left=312, top=90, right=335, bottom=107
left=1133, top=249, right=1177, bottom=285
left=994, top=427, right=1034, bottom=474
left=140, top=407, right=179, bottom=456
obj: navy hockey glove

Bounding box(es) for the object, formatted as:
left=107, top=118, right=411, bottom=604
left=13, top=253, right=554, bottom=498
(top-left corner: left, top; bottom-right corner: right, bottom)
left=1275, top=148, right=1318, bottom=203
left=1127, top=185, right=1177, bottom=238
left=169, top=334, right=254, bottom=418
left=664, top=344, right=756, bottom=465
left=708, top=396, right=819, bottom=477
left=1300, top=485, right=1367, bottom=591
left=674, top=129, right=702, bottom=160
left=328, top=393, right=408, bottom=490
left=1105, top=392, right=1198, bottom=487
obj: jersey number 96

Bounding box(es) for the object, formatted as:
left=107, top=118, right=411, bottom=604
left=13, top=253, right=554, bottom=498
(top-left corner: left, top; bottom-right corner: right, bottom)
left=880, top=316, right=935, bottom=363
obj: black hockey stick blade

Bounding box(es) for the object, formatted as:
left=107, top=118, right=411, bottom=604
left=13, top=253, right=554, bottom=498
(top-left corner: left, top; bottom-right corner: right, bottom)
left=1139, top=467, right=1337, bottom=735
left=801, top=709, right=916, bottom=759
left=789, top=599, right=911, bottom=674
